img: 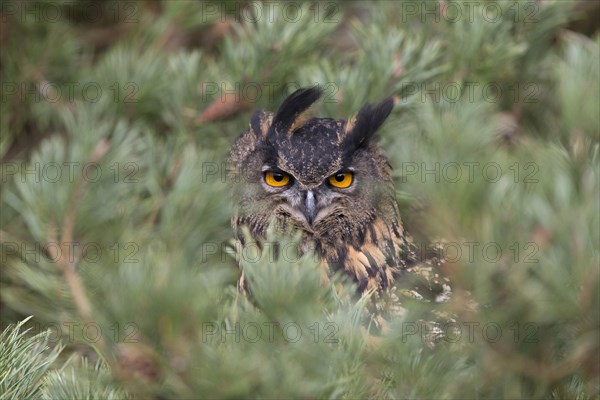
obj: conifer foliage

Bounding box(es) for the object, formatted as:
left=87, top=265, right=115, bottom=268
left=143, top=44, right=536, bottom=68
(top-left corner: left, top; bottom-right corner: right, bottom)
left=1, top=1, right=598, bottom=398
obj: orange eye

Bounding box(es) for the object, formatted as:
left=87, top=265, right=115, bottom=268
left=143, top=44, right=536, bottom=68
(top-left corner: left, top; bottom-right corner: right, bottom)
left=328, top=171, right=353, bottom=188
left=264, top=171, right=291, bottom=187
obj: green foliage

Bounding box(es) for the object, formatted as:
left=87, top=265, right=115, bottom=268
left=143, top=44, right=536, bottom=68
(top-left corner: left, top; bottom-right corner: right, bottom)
left=41, top=358, right=130, bottom=400
left=0, top=317, right=62, bottom=399
left=554, top=33, right=600, bottom=142
left=1, top=0, right=598, bottom=398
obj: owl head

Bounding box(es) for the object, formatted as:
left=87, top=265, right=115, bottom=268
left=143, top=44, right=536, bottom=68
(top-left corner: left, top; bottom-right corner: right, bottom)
left=229, top=87, right=397, bottom=241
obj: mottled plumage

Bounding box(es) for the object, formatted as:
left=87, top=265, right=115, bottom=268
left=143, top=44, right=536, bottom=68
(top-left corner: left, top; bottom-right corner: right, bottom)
left=228, top=87, right=449, bottom=325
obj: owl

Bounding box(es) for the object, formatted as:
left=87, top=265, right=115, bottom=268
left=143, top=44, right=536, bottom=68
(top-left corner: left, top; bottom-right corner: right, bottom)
left=228, top=87, right=449, bottom=321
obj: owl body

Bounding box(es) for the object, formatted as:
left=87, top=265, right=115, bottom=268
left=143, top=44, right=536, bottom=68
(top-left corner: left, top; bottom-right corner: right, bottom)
left=228, top=87, right=425, bottom=298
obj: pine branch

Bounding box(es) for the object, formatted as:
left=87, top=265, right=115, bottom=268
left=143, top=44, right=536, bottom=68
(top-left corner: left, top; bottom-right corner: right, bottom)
left=0, top=317, right=62, bottom=400
left=41, top=139, right=112, bottom=365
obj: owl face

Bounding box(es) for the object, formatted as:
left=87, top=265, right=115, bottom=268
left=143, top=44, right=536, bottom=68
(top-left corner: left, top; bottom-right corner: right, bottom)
left=229, top=87, right=397, bottom=239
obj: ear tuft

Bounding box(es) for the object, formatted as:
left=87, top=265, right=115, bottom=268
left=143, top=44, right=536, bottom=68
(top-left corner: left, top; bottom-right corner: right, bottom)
left=268, top=86, right=323, bottom=140
left=343, top=97, right=394, bottom=150
left=249, top=110, right=273, bottom=137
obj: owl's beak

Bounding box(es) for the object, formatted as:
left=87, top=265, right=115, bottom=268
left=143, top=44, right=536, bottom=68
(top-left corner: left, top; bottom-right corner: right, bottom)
left=303, top=190, right=316, bottom=225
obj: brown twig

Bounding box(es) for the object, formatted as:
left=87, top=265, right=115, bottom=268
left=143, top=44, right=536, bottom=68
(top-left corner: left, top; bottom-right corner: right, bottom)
left=196, top=91, right=252, bottom=124
left=49, top=138, right=111, bottom=355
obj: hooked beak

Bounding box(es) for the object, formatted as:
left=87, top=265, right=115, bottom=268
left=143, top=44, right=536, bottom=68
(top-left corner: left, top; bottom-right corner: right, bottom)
left=303, top=190, right=316, bottom=225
